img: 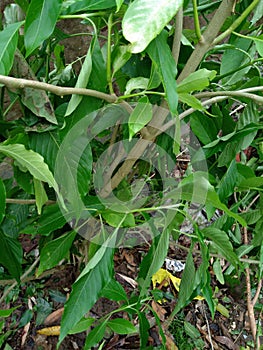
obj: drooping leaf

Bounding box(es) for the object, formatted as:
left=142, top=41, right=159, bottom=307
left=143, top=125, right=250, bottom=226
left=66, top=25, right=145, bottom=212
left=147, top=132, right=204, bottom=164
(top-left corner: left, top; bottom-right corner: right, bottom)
left=37, top=230, right=76, bottom=276
left=177, top=69, right=216, bottom=93
left=102, top=210, right=135, bottom=228
left=123, top=0, right=183, bottom=53
left=0, top=22, right=23, bottom=75
left=59, top=247, right=114, bottom=344
left=128, top=96, right=152, bottom=140
left=217, top=160, right=238, bottom=202
left=179, top=93, right=204, bottom=111
left=29, top=131, right=60, bottom=172
left=147, top=31, right=178, bottom=114
left=0, top=144, right=59, bottom=194
left=190, top=112, right=218, bottom=144
left=0, top=230, right=22, bottom=280
left=24, top=0, right=63, bottom=57
left=84, top=320, right=108, bottom=349
left=0, top=178, right=6, bottom=225
left=202, top=227, right=239, bottom=267
left=107, top=318, right=137, bottom=334
left=173, top=251, right=196, bottom=313
left=33, top=178, right=48, bottom=215
left=23, top=204, right=66, bottom=236
left=139, top=228, right=169, bottom=297
left=101, top=279, right=128, bottom=302
left=138, top=311, right=150, bottom=349
left=68, top=317, right=95, bottom=334
left=11, top=50, right=57, bottom=124
left=65, top=42, right=93, bottom=116
left=112, top=45, right=132, bottom=77
left=125, top=77, right=149, bottom=95
left=237, top=176, right=263, bottom=191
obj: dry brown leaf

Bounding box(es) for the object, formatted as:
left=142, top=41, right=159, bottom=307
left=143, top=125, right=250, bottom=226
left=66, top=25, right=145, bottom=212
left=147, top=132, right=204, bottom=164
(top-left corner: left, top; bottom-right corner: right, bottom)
left=214, top=335, right=239, bottom=350
left=151, top=301, right=167, bottom=321
left=165, top=334, right=178, bottom=350
left=21, top=322, right=30, bottom=347
left=123, top=251, right=136, bottom=266
left=44, top=307, right=64, bottom=325
left=116, top=272, right=138, bottom=288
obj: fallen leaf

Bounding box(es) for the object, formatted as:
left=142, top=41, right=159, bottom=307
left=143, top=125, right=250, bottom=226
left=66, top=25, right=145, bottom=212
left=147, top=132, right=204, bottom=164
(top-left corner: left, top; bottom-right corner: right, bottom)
left=151, top=300, right=167, bottom=321
left=44, top=307, right=64, bottom=325
left=152, top=268, right=204, bottom=300
left=214, top=335, right=239, bottom=350
left=37, top=326, right=60, bottom=336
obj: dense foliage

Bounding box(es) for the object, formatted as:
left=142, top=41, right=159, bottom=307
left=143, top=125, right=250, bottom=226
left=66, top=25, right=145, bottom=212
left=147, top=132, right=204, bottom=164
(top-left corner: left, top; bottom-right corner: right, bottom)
left=0, top=0, right=262, bottom=348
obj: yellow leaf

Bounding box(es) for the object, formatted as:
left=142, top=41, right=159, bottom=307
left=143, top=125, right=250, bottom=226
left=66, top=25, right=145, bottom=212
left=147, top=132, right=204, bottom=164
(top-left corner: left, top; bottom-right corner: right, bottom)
left=216, top=303, right=229, bottom=318
left=152, top=268, right=204, bottom=300
left=37, top=326, right=60, bottom=336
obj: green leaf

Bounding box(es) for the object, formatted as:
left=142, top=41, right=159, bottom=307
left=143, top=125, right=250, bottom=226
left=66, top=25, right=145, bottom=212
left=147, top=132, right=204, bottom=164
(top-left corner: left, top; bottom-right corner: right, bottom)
left=123, top=0, right=183, bottom=53
left=37, top=230, right=76, bottom=276
left=102, top=211, right=135, bottom=228
left=101, top=279, right=128, bottom=302
left=107, top=318, right=136, bottom=334
left=0, top=22, right=23, bottom=75
left=167, top=172, right=246, bottom=226
left=138, top=311, right=150, bottom=349
left=125, top=77, right=149, bottom=95
left=0, top=306, right=20, bottom=318
left=179, top=93, right=204, bottom=111
left=0, top=178, right=6, bottom=225
left=128, top=96, right=152, bottom=140
left=84, top=320, right=108, bottom=349
left=147, top=31, right=178, bottom=114
left=190, top=112, right=218, bottom=144
left=65, top=43, right=93, bottom=116
left=29, top=131, right=60, bottom=172
left=139, top=228, right=169, bottom=297
left=24, top=0, right=63, bottom=57
left=59, top=247, right=114, bottom=344
left=202, top=227, right=239, bottom=267
left=113, top=45, right=132, bottom=77
left=174, top=250, right=196, bottom=313
left=213, top=259, right=224, bottom=284
left=23, top=204, right=66, bottom=236
left=217, top=160, right=238, bottom=202
left=33, top=178, right=48, bottom=215
left=69, top=317, right=95, bottom=334
left=0, top=144, right=59, bottom=194
left=0, top=230, right=22, bottom=280
left=177, top=69, right=216, bottom=93
left=61, top=0, right=116, bottom=15
left=237, top=176, right=263, bottom=191
left=116, top=0, right=124, bottom=12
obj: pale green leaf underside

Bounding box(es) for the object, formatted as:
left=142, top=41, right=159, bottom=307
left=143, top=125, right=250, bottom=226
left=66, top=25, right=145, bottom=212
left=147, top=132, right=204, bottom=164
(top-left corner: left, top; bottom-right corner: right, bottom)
left=123, top=0, right=183, bottom=53
left=0, top=144, right=58, bottom=193
left=0, top=22, right=22, bottom=75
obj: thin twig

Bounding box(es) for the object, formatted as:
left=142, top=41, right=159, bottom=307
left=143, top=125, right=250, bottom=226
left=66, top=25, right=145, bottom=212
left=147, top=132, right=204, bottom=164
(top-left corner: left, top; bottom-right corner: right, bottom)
left=252, top=279, right=262, bottom=307
left=0, top=257, right=40, bottom=304
left=243, top=227, right=260, bottom=349
left=172, top=242, right=261, bottom=265
left=5, top=198, right=56, bottom=205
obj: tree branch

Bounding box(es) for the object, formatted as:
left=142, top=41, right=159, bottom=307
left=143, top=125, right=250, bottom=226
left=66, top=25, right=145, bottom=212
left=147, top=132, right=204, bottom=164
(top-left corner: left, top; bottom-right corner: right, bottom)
left=177, top=0, right=235, bottom=82
left=0, top=75, right=117, bottom=103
